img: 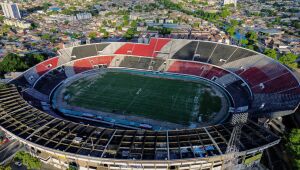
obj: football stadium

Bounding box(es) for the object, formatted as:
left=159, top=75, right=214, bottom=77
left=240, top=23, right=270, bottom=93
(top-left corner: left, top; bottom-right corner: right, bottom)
left=0, top=38, right=300, bottom=169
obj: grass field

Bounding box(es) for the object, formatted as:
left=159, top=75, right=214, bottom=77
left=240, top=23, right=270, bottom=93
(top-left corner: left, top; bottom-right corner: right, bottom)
left=63, top=71, right=222, bottom=125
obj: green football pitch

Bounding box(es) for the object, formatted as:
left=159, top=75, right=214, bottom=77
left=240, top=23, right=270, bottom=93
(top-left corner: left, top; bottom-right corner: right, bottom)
left=63, top=71, right=222, bottom=125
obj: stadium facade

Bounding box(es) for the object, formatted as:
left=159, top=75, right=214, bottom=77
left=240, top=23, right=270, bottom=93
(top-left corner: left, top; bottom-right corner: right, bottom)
left=1, top=38, right=299, bottom=170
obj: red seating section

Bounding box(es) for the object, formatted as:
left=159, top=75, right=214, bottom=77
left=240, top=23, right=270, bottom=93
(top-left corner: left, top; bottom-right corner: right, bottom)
left=252, top=73, right=299, bottom=93
left=238, top=67, right=270, bottom=86
left=35, top=57, right=59, bottom=76
left=168, top=61, right=206, bottom=76
left=203, top=67, right=228, bottom=79
left=167, top=61, right=229, bottom=80
left=73, top=56, right=114, bottom=74
left=114, top=38, right=170, bottom=57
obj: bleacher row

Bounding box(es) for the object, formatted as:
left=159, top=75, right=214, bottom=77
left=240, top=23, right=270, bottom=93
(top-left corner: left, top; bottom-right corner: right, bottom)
left=0, top=85, right=280, bottom=162
left=10, top=38, right=300, bottom=114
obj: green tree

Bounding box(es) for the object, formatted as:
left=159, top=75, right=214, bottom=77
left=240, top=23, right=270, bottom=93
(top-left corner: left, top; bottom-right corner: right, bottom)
left=88, top=32, right=97, bottom=39
left=0, top=16, right=5, bottom=22
left=230, top=19, right=239, bottom=27
left=14, top=151, right=41, bottom=170
left=0, top=25, right=11, bottom=35
left=29, top=23, right=38, bottom=30
left=41, top=33, right=51, bottom=40
left=130, top=20, right=138, bottom=28
left=245, top=31, right=258, bottom=44
left=278, top=53, right=298, bottom=69
left=220, top=7, right=231, bottom=18
left=286, top=128, right=300, bottom=169
left=264, top=48, right=277, bottom=60
left=0, top=165, right=11, bottom=170
left=123, top=28, right=136, bottom=40
left=26, top=53, right=45, bottom=66
left=0, top=53, right=28, bottom=73
left=226, top=26, right=235, bottom=36
left=240, top=39, right=248, bottom=46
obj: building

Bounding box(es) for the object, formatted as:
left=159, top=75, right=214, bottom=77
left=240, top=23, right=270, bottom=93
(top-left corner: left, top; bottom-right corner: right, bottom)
left=1, top=2, right=21, bottom=19
left=4, top=19, right=31, bottom=29
left=223, top=0, right=237, bottom=7
left=76, top=12, right=92, bottom=20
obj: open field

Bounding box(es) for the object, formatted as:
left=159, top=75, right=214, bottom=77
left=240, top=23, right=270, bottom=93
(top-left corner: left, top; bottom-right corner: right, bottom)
left=63, top=71, right=222, bottom=125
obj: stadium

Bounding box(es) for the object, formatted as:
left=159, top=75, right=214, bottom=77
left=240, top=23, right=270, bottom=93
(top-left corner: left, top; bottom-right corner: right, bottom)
left=0, top=38, right=300, bottom=169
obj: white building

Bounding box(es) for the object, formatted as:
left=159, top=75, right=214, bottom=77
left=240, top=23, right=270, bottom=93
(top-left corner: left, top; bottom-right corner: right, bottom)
left=76, top=13, right=92, bottom=20
left=223, top=0, right=237, bottom=7
left=1, top=2, right=21, bottom=19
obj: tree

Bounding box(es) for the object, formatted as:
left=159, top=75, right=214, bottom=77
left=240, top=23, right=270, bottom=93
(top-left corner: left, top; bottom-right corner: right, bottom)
left=245, top=31, right=258, bottom=44
left=0, top=53, right=28, bottom=73
left=240, top=39, right=248, bottom=46
left=264, top=48, right=277, bottom=60
left=278, top=53, right=298, bottom=69
left=88, top=32, right=97, bottom=39
left=0, top=53, right=46, bottom=77
left=0, top=25, right=11, bottom=35
left=159, top=27, right=172, bottom=35
left=30, top=23, right=38, bottom=30
left=41, top=33, right=51, bottom=40
left=130, top=20, right=138, bottom=28
left=226, top=26, right=235, bottom=36
left=14, top=151, right=41, bottom=170
left=0, top=165, right=11, bottom=170
left=230, top=19, right=239, bottom=27
left=220, top=7, right=231, bottom=18
left=0, top=16, right=4, bottom=22
left=123, top=28, right=136, bottom=40
left=286, top=129, right=300, bottom=169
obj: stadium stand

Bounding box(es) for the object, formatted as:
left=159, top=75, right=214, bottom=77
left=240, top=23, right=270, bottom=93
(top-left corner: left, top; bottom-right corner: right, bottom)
left=171, top=41, right=198, bottom=61
left=73, top=56, right=114, bottom=74
left=225, top=48, right=257, bottom=63
left=24, top=88, right=49, bottom=102
left=35, top=57, right=59, bottom=76
left=114, top=38, right=170, bottom=57
left=167, top=60, right=206, bottom=76
left=10, top=75, right=31, bottom=88
left=215, top=74, right=240, bottom=87
left=149, top=57, right=166, bottom=71
left=0, top=85, right=280, bottom=163
left=208, top=44, right=237, bottom=65
left=119, top=56, right=152, bottom=69
left=194, top=41, right=217, bottom=62
left=71, top=43, right=110, bottom=59
left=4, top=39, right=300, bottom=169
left=202, top=67, right=228, bottom=80
left=252, top=72, right=299, bottom=93
left=33, top=67, right=67, bottom=95
left=23, top=68, right=40, bottom=85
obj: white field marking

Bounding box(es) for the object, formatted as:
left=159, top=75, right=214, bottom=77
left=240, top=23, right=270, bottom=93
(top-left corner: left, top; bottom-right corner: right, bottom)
left=125, top=78, right=150, bottom=111
left=191, top=85, right=202, bottom=121
left=136, top=88, right=142, bottom=95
